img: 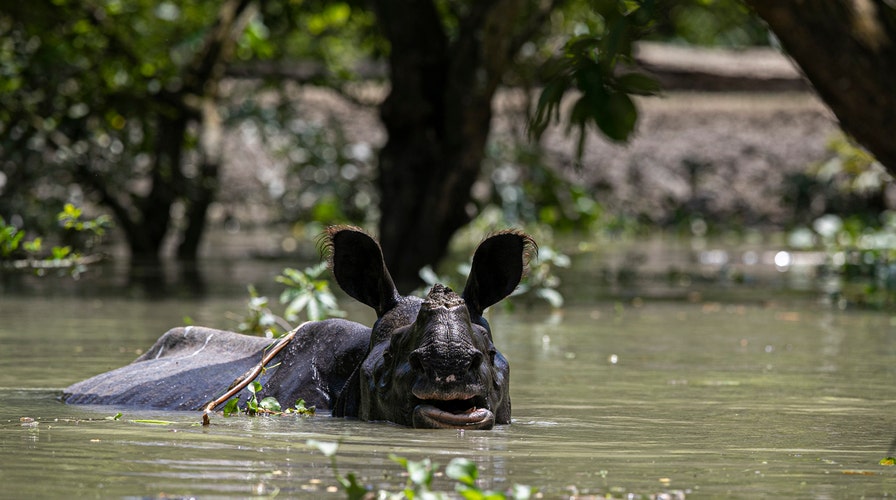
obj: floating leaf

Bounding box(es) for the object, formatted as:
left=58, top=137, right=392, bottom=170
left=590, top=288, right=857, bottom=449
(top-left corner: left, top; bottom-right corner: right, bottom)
left=260, top=397, right=281, bottom=412
left=291, top=399, right=316, bottom=416
left=308, top=439, right=339, bottom=457
left=880, top=457, right=896, bottom=466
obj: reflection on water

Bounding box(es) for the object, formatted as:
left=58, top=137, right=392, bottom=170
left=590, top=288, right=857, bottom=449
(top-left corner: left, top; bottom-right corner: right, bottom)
left=1, top=282, right=895, bottom=497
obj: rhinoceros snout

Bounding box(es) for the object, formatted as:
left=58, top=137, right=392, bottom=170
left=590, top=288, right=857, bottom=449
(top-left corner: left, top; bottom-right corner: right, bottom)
left=408, top=346, right=484, bottom=381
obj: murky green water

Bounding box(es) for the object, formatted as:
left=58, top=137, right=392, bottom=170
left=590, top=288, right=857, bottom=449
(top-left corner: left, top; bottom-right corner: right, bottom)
left=2, top=256, right=895, bottom=498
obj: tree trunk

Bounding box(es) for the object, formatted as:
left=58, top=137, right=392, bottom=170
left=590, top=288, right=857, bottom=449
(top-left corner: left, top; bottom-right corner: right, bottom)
left=372, top=0, right=532, bottom=292
left=133, top=113, right=187, bottom=260
left=745, top=1, right=896, bottom=172
left=119, top=0, right=252, bottom=263
left=178, top=99, right=222, bottom=260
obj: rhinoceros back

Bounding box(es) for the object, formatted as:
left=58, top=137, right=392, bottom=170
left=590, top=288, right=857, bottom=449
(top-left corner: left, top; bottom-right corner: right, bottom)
left=62, top=326, right=272, bottom=410
left=63, top=321, right=372, bottom=412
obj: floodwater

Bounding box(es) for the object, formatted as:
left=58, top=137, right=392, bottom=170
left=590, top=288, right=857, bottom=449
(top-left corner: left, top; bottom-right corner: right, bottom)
left=1, top=244, right=895, bottom=498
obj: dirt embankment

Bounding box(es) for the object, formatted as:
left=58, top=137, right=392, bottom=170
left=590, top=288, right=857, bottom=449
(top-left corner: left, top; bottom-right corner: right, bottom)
left=536, top=92, right=838, bottom=228
left=216, top=43, right=846, bottom=232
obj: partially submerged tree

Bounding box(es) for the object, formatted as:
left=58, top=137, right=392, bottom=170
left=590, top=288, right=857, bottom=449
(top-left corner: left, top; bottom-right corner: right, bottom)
left=17, top=0, right=888, bottom=294
left=370, top=0, right=672, bottom=291
left=368, top=0, right=553, bottom=291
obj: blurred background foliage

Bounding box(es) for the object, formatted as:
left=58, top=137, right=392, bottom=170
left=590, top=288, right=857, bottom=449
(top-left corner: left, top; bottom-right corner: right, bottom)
left=0, top=0, right=768, bottom=241
left=1, top=0, right=893, bottom=305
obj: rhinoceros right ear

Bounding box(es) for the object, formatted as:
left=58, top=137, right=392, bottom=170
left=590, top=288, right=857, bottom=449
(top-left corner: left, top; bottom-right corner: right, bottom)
left=462, top=230, right=537, bottom=317
left=324, top=226, right=401, bottom=317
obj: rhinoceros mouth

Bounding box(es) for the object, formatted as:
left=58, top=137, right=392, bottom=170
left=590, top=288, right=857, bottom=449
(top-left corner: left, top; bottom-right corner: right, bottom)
left=412, top=397, right=495, bottom=429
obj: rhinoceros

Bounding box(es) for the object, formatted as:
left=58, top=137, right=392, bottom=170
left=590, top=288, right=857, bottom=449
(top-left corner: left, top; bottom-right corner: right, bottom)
left=63, top=226, right=535, bottom=429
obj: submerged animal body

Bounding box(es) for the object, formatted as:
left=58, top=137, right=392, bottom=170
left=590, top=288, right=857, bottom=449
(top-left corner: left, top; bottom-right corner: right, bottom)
left=63, top=226, right=535, bottom=429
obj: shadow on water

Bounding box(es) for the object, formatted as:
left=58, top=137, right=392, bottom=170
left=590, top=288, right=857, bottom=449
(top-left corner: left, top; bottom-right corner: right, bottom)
left=0, top=252, right=321, bottom=301
left=126, top=257, right=208, bottom=299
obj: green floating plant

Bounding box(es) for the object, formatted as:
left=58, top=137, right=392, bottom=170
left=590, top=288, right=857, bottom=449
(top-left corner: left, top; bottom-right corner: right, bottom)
left=307, top=440, right=535, bottom=499
left=220, top=379, right=316, bottom=418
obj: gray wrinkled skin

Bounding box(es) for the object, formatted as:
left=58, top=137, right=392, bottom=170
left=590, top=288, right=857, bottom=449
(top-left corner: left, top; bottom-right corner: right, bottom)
left=355, top=284, right=510, bottom=429
left=63, top=226, right=535, bottom=429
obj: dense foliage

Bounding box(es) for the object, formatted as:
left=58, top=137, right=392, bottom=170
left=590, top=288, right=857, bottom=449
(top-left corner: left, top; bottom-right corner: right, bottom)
left=0, top=1, right=769, bottom=264
left=5, top=0, right=891, bottom=296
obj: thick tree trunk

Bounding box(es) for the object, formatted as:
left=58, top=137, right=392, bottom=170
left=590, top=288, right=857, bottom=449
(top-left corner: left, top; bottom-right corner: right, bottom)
left=372, top=0, right=531, bottom=292
left=372, top=0, right=449, bottom=292
left=745, top=1, right=896, bottom=172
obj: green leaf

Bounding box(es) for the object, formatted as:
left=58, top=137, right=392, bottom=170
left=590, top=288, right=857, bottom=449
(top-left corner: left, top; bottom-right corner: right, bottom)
left=342, top=472, right=370, bottom=500
left=308, top=439, right=339, bottom=457
left=616, top=72, right=661, bottom=95
left=595, top=91, right=637, bottom=142
left=880, top=457, right=896, bottom=466
left=510, top=484, right=535, bottom=500
left=223, top=397, right=240, bottom=416
left=259, top=396, right=281, bottom=412
left=307, top=297, right=322, bottom=321
left=535, top=288, right=565, bottom=308
left=405, top=458, right=434, bottom=487
left=389, top=454, right=408, bottom=468
left=62, top=203, right=82, bottom=219
left=22, top=238, right=42, bottom=253
left=249, top=381, right=262, bottom=394
left=11, top=230, right=25, bottom=249
left=51, top=246, right=72, bottom=260
left=131, top=419, right=178, bottom=425
left=456, top=485, right=485, bottom=500
left=446, top=458, right=478, bottom=486
left=291, top=399, right=316, bottom=416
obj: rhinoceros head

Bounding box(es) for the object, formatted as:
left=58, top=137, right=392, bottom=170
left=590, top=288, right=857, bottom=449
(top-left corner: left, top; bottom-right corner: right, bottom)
left=325, top=226, right=535, bottom=429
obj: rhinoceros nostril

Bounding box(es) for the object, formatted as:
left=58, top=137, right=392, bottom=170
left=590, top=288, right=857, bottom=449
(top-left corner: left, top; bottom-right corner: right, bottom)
left=409, top=350, right=425, bottom=372
left=469, top=350, right=484, bottom=370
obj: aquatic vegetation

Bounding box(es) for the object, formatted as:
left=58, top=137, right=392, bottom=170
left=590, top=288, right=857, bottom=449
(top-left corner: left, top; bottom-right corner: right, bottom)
left=0, top=204, right=109, bottom=277
left=308, top=440, right=535, bottom=500
left=790, top=211, right=896, bottom=308
left=220, top=383, right=316, bottom=418
left=276, top=263, right=345, bottom=322
left=235, top=285, right=293, bottom=337
left=235, top=264, right=345, bottom=337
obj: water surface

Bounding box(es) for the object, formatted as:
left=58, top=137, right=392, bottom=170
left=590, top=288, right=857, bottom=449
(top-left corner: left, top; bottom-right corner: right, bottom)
left=1, top=259, right=895, bottom=498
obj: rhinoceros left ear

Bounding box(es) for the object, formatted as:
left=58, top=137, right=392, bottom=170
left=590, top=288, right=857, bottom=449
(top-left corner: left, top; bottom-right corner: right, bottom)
left=461, top=230, right=537, bottom=317
left=324, top=226, right=400, bottom=317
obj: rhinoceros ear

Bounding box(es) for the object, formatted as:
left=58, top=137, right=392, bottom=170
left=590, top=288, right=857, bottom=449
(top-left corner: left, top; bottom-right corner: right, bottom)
left=462, top=230, right=537, bottom=317
left=324, top=226, right=400, bottom=317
